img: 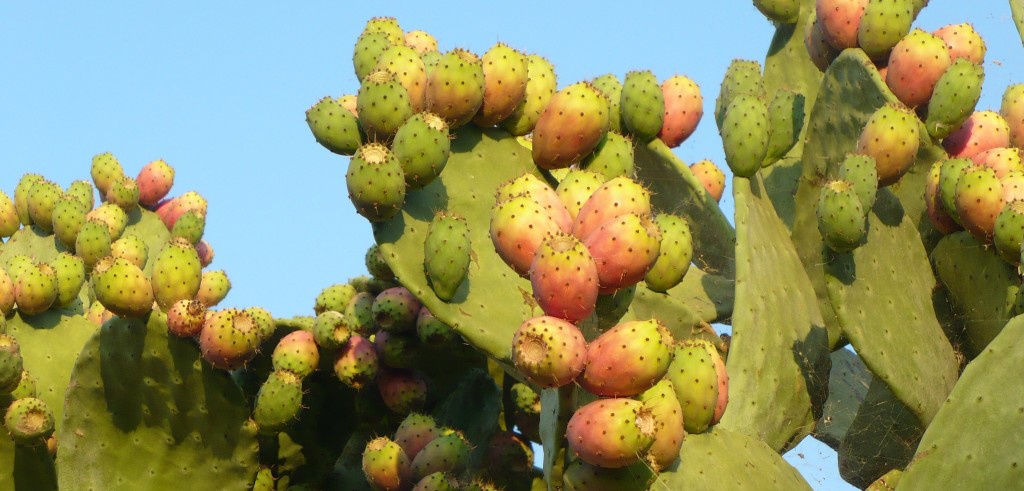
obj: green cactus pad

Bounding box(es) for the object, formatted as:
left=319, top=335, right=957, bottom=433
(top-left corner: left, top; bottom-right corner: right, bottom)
left=1012, top=0, right=1024, bottom=48
left=930, top=231, right=1018, bottom=355
left=896, top=314, right=1024, bottom=489
left=719, top=174, right=830, bottom=452
left=812, top=349, right=870, bottom=450
left=57, top=316, right=258, bottom=491
left=838, top=376, right=923, bottom=489
left=658, top=427, right=812, bottom=490
left=0, top=427, right=57, bottom=491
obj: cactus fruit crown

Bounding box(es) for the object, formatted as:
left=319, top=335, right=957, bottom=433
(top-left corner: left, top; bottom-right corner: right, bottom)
left=366, top=69, right=395, bottom=84
left=359, top=143, right=391, bottom=164
left=421, top=112, right=448, bottom=131
left=825, top=179, right=855, bottom=193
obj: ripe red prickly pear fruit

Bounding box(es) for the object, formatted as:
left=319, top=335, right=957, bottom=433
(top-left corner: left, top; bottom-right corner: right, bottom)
left=197, top=269, right=231, bottom=307
left=272, top=330, right=320, bottom=379
left=334, top=334, right=379, bottom=389
left=856, top=103, right=920, bottom=186
left=658, top=75, right=703, bottom=148
left=972, top=147, right=1024, bottom=179
left=500, top=55, right=557, bottom=136
left=933, top=23, right=986, bottom=64
left=943, top=110, right=1011, bottom=159
left=473, top=43, right=529, bottom=127
left=955, top=165, right=1004, bottom=242
left=152, top=237, right=203, bottom=311
left=497, top=173, right=573, bottom=233
left=620, top=71, right=664, bottom=143
left=885, top=29, right=951, bottom=108
left=709, top=340, right=730, bottom=425
left=529, top=233, right=599, bottom=323
left=425, top=49, right=485, bottom=129
left=511, top=316, right=586, bottom=388
left=346, top=143, right=407, bottom=223
left=395, top=412, right=442, bottom=461
left=91, top=258, right=153, bottom=318
left=925, top=161, right=961, bottom=234
left=555, top=170, right=606, bottom=222
left=644, top=214, right=693, bottom=293
left=1002, top=171, right=1024, bottom=204
left=90, top=152, right=125, bottom=198
left=167, top=299, right=206, bottom=337
left=362, top=437, right=414, bottom=491
left=199, top=308, right=262, bottom=370
left=0, top=191, right=18, bottom=238
left=666, top=339, right=722, bottom=434
left=373, top=287, right=422, bottom=333
left=378, top=368, right=429, bottom=414
left=195, top=239, right=215, bottom=267
left=137, top=159, right=175, bottom=208
left=571, top=176, right=652, bottom=241
left=583, top=213, right=662, bottom=295
left=490, top=194, right=562, bottom=276
left=565, top=398, right=657, bottom=468
left=410, top=430, right=472, bottom=481
left=1002, top=84, right=1024, bottom=148
left=531, top=82, right=610, bottom=169
left=155, top=191, right=208, bottom=230
left=579, top=319, right=674, bottom=397
left=689, top=160, right=726, bottom=202
left=638, top=379, right=686, bottom=471
left=806, top=18, right=842, bottom=72
left=816, top=0, right=868, bottom=50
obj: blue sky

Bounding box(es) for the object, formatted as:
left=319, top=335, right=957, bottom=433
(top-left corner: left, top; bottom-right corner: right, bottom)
left=1, top=2, right=1021, bottom=489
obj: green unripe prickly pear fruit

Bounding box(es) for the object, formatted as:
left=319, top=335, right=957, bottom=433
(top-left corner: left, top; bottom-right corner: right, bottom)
left=817, top=179, right=867, bottom=252
left=638, top=379, right=686, bottom=471
left=644, top=214, right=693, bottom=293
left=666, top=339, right=721, bottom=434
left=92, top=257, right=154, bottom=318
left=763, top=89, right=805, bottom=166
left=346, top=291, right=377, bottom=335
left=110, top=234, right=149, bottom=270
left=49, top=252, right=86, bottom=308
left=313, top=310, right=352, bottom=350
left=620, top=70, right=664, bottom=143
left=352, top=30, right=393, bottom=83
left=244, top=306, right=276, bottom=342
left=305, top=96, right=363, bottom=156
left=105, top=176, right=141, bottom=210
left=253, top=370, right=304, bottom=434
left=86, top=202, right=128, bottom=241
left=720, top=94, right=771, bottom=178
left=563, top=459, right=654, bottom=491
left=90, top=152, right=125, bottom=198
left=1001, top=84, right=1024, bottom=149
left=856, top=103, right=920, bottom=186
left=51, top=195, right=90, bottom=249
left=363, top=16, right=404, bottom=46
left=410, top=430, right=472, bottom=480
left=272, top=330, right=320, bottom=379
left=424, top=212, right=471, bottom=302
left=392, top=112, right=451, bottom=189
left=0, top=269, right=14, bottom=316
left=346, top=143, right=407, bottom=222
left=556, top=170, right=607, bottom=222
left=152, top=237, right=203, bottom=311
left=473, top=42, right=529, bottom=127
left=715, top=59, right=765, bottom=129
left=591, top=74, right=623, bottom=133
left=755, top=0, right=800, bottom=23
left=857, top=0, right=914, bottom=62
left=938, top=158, right=972, bottom=222
left=13, top=173, right=43, bottom=227
left=376, top=44, right=428, bottom=113
left=314, top=283, right=358, bottom=316
left=581, top=132, right=635, bottom=180
left=925, top=160, right=961, bottom=234
left=994, top=200, right=1024, bottom=264
left=3, top=397, right=54, bottom=445
left=14, top=262, right=58, bottom=316
left=9, top=370, right=37, bottom=400
left=0, top=335, right=24, bottom=393
left=26, top=179, right=62, bottom=233
left=416, top=307, right=457, bottom=346
left=836, top=154, right=879, bottom=212
left=357, top=69, right=414, bottom=142
left=365, top=244, right=395, bottom=282
left=425, top=49, right=486, bottom=129
left=6, top=255, right=35, bottom=284
left=65, top=179, right=95, bottom=210
left=0, top=191, right=18, bottom=238
left=196, top=269, right=231, bottom=308
left=362, top=436, right=414, bottom=491
left=925, top=59, right=984, bottom=140
left=171, top=209, right=206, bottom=244
left=75, top=220, right=113, bottom=270
left=501, top=55, right=558, bottom=136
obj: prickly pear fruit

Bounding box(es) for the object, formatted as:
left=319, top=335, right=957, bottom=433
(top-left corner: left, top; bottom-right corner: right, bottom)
left=155, top=191, right=208, bottom=230
left=395, top=412, right=442, bottom=461
left=334, top=335, right=379, bottom=389
left=14, top=173, right=43, bottom=226
left=973, top=147, right=1024, bottom=178
left=14, top=262, right=58, bottom=316
left=1002, top=171, right=1024, bottom=204
left=938, top=157, right=972, bottom=221
left=152, top=237, right=203, bottom=310
left=644, top=214, right=693, bottom=292
left=413, top=472, right=458, bottom=491
left=373, top=286, right=422, bottom=333
left=496, top=173, right=573, bottom=233
left=690, top=160, right=726, bottom=202
left=312, top=310, right=352, bottom=350
left=51, top=195, right=90, bottom=248
left=816, top=0, right=868, bottom=49
left=425, top=49, right=485, bottom=128
left=490, top=194, right=562, bottom=276
left=392, top=112, right=451, bottom=189
left=994, top=201, right=1024, bottom=264
left=666, top=340, right=721, bottom=434
left=365, top=244, right=395, bottom=282
left=65, top=179, right=94, bottom=209
left=563, top=459, right=655, bottom=491
left=378, top=368, right=429, bottom=414
left=196, top=239, right=214, bottom=267
left=566, top=398, right=656, bottom=468
left=199, top=308, right=262, bottom=370
left=856, top=103, right=920, bottom=185
left=167, top=298, right=206, bottom=337
left=375, top=330, right=419, bottom=369
left=363, top=16, right=403, bottom=45
left=272, top=330, right=320, bottom=379
left=0, top=335, right=23, bottom=393
left=90, top=152, right=125, bottom=198
left=1002, top=84, right=1024, bottom=148
left=473, top=43, right=529, bottom=126
left=764, top=89, right=805, bottom=166
left=86, top=202, right=128, bottom=241
left=315, top=283, right=358, bottom=316
left=244, top=306, right=276, bottom=342
left=591, top=73, right=623, bottom=133
left=84, top=300, right=114, bottom=326
left=531, top=82, right=610, bottom=169
left=715, top=60, right=765, bottom=128
left=73, top=220, right=110, bottom=271
left=9, top=370, right=36, bottom=400
left=306, top=96, right=363, bottom=156
left=197, top=269, right=231, bottom=307
left=583, top=213, right=662, bottom=294
left=362, top=437, right=414, bottom=491
left=49, top=253, right=85, bottom=308
left=818, top=179, right=867, bottom=252
left=555, top=170, right=606, bottom=221
left=710, top=342, right=730, bottom=425
left=836, top=154, right=879, bottom=212
left=955, top=165, right=1004, bottom=242
left=925, top=58, right=984, bottom=140
left=353, top=30, right=393, bottom=83
left=346, top=143, right=407, bottom=222
left=6, top=255, right=35, bottom=283
left=501, top=55, right=558, bottom=136
left=638, top=379, right=685, bottom=471
left=581, top=132, right=635, bottom=180
left=0, top=191, right=18, bottom=238
left=933, top=23, right=986, bottom=64
left=580, top=319, right=674, bottom=396
left=405, top=30, right=437, bottom=54
left=253, top=370, right=304, bottom=434
left=511, top=315, right=586, bottom=388
left=376, top=44, right=428, bottom=113
left=346, top=291, right=377, bottom=335
left=0, top=270, right=14, bottom=316
left=943, top=110, right=1011, bottom=159
left=720, top=94, right=770, bottom=178
left=3, top=397, right=55, bottom=445
left=415, top=308, right=456, bottom=346
left=529, top=233, right=599, bottom=322
left=26, top=179, right=62, bottom=233
left=571, top=176, right=652, bottom=241
left=424, top=212, right=471, bottom=302
left=755, top=0, right=800, bottom=24
left=410, top=430, right=471, bottom=480
left=357, top=69, right=414, bottom=142
left=137, top=159, right=175, bottom=207
left=885, top=29, right=951, bottom=108
left=925, top=161, right=961, bottom=234
left=171, top=209, right=206, bottom=244
left=106, top=176, right=140, bottom=210
left=857, top=0, right=913, bottom=62
left=620, top=70, right=664, bottom=143
left=484, top=431, right=534, bottom=479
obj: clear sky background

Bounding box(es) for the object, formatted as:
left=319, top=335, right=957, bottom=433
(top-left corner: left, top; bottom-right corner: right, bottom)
left=1, top=2, right=1021, bottom=489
